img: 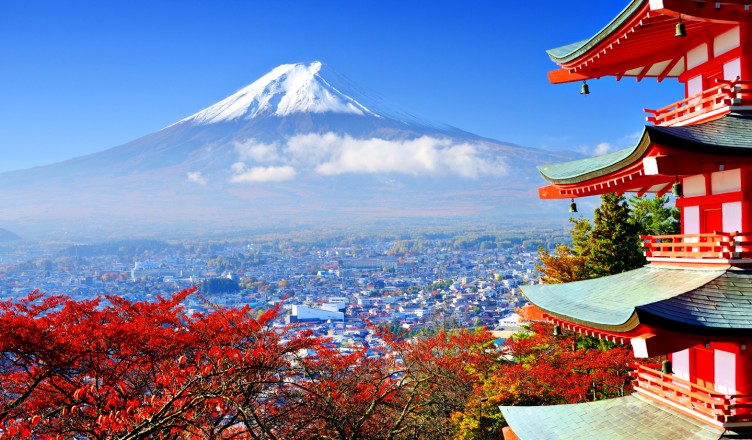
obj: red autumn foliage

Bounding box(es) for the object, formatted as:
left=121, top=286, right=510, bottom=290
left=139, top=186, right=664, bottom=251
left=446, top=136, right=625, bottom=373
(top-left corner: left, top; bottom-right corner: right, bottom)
left=0, top=289, right=498, bottom=439
left=455, top=321, right=637, bottom=438
left=0, top=290, right=636, bottom=440
left=0, top=288, right=317, bottom=439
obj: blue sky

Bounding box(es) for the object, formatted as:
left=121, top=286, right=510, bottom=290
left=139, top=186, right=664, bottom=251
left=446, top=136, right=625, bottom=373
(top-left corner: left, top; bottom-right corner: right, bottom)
left=0, top=1, right=682, bottom=173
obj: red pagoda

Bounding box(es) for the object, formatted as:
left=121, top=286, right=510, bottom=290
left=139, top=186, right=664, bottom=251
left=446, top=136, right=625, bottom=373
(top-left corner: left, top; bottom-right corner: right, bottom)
left=500, top=1, right=752, bottom=438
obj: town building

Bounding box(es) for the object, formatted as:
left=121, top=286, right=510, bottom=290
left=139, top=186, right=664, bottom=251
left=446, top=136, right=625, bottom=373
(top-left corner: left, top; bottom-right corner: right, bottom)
left=501, top=1, right=752, bottom=438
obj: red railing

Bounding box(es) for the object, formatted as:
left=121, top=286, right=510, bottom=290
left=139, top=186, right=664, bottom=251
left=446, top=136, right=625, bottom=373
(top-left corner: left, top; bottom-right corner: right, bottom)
left=641, top=232, right=752, bottom=261
left=644, top=78, right=752, bottom=126
left=630, top=363, right=752, bottom=426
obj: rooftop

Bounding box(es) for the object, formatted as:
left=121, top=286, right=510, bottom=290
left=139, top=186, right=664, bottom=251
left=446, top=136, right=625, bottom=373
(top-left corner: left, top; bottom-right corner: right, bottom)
left=500, top=394, right=730, bottom=440
left=546, top=0, right=746, bottom=84
left=520, top=265, right=752, bottom=336
left=538, top=113, right=752, bottom=199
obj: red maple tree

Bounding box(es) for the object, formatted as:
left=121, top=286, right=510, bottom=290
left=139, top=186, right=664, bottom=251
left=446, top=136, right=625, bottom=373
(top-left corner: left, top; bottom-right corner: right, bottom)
left=0, top=290, right=636, bottom=440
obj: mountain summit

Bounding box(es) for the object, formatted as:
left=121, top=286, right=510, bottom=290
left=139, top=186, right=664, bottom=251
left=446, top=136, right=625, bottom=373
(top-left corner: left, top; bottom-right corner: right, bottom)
left=173, top=61, right=458, bottom=136
left=0, top=62, right=576, bottom=239
left=178, top=62, right=380, bottom=124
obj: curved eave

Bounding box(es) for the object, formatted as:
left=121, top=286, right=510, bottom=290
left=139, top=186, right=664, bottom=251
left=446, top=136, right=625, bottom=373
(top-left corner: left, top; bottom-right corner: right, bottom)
left=546, top=0, right=745, bottom=84
left=537, top=128, right=651, bottom=185
left=537, top=114, right=752, bottom=199
left=636, top=269, right=752, bottom=337
left=647, top=113, right=752, bottom=153
left=547, top=0, right=647, bottom=64
left=520, top=266, right=728, bottom=334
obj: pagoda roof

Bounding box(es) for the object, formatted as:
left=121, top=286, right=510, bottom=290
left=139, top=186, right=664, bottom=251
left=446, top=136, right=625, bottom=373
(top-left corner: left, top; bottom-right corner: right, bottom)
left=546, top=0, right=745, bottom=84
left=546, top=1, right=645, bottom=64
left=538, top=113, right=752, bottom=197
left=538, top=143, right=641, bottom=185
left=648, top=112, right=752, bottom=152
left=500, top=394, right=726, bottom=440
left=521, top=265, right=752, bottom=336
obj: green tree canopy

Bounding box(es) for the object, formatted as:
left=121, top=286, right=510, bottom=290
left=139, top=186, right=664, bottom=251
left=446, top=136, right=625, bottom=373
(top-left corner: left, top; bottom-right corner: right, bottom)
left=628, top=194, right=680, bottom=236
left=589, top=193, right=645, bottom=277
left=537, top=193, right=648, bottom=283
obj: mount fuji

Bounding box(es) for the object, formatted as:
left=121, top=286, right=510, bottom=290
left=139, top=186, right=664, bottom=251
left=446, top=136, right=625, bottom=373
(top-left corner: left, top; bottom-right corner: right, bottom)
left=0, top=61, right=577, bottom=239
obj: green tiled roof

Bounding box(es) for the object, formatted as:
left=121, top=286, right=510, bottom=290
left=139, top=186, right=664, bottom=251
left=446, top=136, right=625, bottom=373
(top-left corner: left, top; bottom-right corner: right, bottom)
left=538, top=114, right=752, bottom=185
left=536, top=144, right=641, bottom=184
left=546, top=0, right=644, bottom=63
left=640, top=269, right=752, bottom=334
left=521, top=266, right=727, bottom=332
left=500, top=394, right=726, bottom=440
left=647, top=113, right=752, bottom=152
left=546, top=39, right=590, bottom=60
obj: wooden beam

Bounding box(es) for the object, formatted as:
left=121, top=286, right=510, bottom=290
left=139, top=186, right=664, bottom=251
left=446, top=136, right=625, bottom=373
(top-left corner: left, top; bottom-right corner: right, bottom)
left=636, top=65, right=650, bottom=82
left=678, top=46, right=741, bottom=82
left=656, top=182, right=674, bottom=196
left=548, top=69, right=590, bottom=84
left=567, top=46, right=691, bottom=81
left=649, top=0, right=752, bottom=23
left=657, top=55, right=683, bottom=82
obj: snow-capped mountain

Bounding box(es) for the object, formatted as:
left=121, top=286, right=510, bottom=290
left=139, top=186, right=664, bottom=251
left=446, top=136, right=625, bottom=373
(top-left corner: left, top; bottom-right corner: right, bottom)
left=177, top=62, right=380, bottom=123
left=0, top=62, right=577, bottom=239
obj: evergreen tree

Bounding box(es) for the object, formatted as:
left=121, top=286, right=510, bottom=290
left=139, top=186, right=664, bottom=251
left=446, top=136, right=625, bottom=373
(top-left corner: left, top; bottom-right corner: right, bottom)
left=628, top=195, right=680, bottom=236
left=570, top=216, right=593, bottom=260
left=537, top=193, right=647, bottom=283
left=589, top=193, right=646, bottom=276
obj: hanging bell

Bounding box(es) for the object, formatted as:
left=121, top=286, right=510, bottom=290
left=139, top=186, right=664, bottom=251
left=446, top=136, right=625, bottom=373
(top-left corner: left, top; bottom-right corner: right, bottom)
left=568, top=198, right=578, bottom=213
left=661, top=360, right=673, bottom=374
left=553, top=325, right=562, bottom=337
left=671, top=179, right=683, bottom=197
left=675, top=20, right=686, bottom=38
left=580, top=81, right=590, bottom=95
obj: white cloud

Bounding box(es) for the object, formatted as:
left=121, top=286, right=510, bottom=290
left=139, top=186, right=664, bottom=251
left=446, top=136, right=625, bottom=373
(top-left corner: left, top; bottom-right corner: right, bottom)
left=186, top=171, right=208, bottom=185
left=227, top=133, right=507, bottom=183
left=583, top=131, right=641, bottom=157
left=619, top=131, right=642, bottom=145
left=234, top=140, right=280, bottom=163
left=287, top=133, right=506, bottom=178
left=229, top=164, right=297, bottom=183
left=593, top=142, right=613, bottom=156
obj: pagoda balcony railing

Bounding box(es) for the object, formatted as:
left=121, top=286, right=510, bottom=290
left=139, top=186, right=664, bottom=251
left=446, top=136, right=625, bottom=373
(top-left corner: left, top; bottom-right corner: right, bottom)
left=644, top=78, right=752, bottom=126
left=641, top=232, right=752, bottom=262
left=629, top=363, right=752, bottom=427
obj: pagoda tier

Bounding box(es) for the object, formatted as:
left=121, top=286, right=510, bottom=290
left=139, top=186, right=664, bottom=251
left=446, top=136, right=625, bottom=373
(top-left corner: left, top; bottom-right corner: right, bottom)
left=537, top=113, right=752, bottom=200
left=547, top=0, right=752, bottom=86
left=521, top=266, right=752, bottom=355
left=519, top=266, right=752, bottom=430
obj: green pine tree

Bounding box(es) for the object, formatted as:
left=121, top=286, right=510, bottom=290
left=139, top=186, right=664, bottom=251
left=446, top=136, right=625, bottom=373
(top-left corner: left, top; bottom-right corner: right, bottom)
left=628, top=195, right=680, bottom=236
left=589, top=193, right=646, bottom=277
left=570, top=216, right=592, bottom=260
left=537, top=193, right=648, bottom=283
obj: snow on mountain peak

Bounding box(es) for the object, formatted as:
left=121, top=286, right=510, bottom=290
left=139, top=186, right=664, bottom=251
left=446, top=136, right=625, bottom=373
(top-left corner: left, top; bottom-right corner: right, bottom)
left=178, top=61, right=380, bottom=125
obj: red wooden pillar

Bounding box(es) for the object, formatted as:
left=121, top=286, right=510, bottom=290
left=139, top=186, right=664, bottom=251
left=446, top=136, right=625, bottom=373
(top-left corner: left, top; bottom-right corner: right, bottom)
left=740, top=24, right=752, bottom=81
left=695, top=346, right=715, bottom=390
left=741, top=169, right=752, bottom=233
left=738, top=347, right=752, bottom=391
left=736, top=347, right=752, bottom=416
